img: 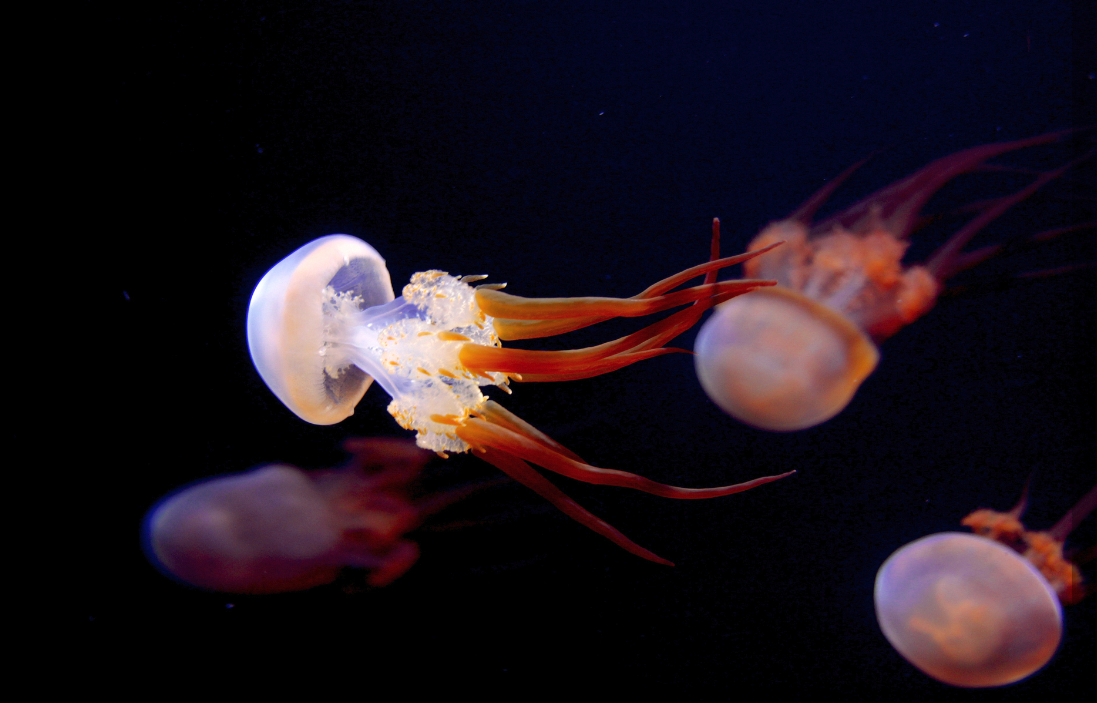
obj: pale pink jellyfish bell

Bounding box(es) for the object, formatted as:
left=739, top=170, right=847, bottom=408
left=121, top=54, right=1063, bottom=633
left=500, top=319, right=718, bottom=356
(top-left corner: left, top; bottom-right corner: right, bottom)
left=144, top=439, right=431, bottom=593
left=873, top=483, right=1095, bottom=688
left=247, top=234, right=395, bottom=424
left=695, top=131, right=1089, bottom=431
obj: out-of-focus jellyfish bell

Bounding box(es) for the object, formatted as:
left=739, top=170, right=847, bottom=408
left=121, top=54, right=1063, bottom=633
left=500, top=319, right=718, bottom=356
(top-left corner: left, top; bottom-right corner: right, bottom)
left=874, top=533, right=1062, bottom=688
left=695, top=131, right=1090, bottom=431
left=144, top=439, right=433, bottom=593
left=695, top=284, right=880, bottom=431
left=873, top=483, right=1095, bottom=687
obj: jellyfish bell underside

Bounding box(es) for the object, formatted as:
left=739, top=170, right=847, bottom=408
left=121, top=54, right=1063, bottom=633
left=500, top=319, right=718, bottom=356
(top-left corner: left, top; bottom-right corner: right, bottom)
left=694, top=286, right=879, bottom=432
left=247, top=234, right=396, bottom=425
left=874, top=532, right=1063, bottom=688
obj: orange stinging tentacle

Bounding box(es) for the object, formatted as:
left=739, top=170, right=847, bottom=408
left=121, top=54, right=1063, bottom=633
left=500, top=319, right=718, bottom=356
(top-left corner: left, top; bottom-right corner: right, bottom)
left=477, top=278, right=770, bottom=322
left=703, top=218, right=722, bottom=286
left=462, top=294, right=723, bottom=375
left=487, top=232, right=780, bottom=340
left=625, top=287, right=748, bottom=353
left=492, top=279, right=770, bottom=349
left=456, top=415, right=795, bottom=499
left=477, top=288, right=750, bottom=382
left=473, top=445, right=673, bottom=565
left=478, top=400, right=585, bottom=463
left=926, top=150, right=1095, bottom=279
left=461, top=344, right=684, bottom=376
left=633, top=240, right=782, bottom=298
left=492, top=315, right=613, bottom=341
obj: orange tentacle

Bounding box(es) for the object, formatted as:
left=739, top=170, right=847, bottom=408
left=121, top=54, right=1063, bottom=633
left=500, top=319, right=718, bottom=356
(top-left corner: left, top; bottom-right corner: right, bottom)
left=461, top=344, right=684, bottom=376
left=487, top=229, right=781, bottom=341
left=477, top=400, right=585, bottom=463
left=633, top=241, right=782, bottom=298
left=473, top=445, right=673, bottom=565
left=457, top=414, right=795, bottom=499
left=470, top=287, right=749, bottom=381
left=476, top=278, right=770, bottom=321
left=492, top=315, right=615, bottom=341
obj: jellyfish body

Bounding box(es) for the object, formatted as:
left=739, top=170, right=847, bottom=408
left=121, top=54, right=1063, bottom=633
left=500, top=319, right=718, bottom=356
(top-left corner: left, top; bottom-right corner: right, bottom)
left=145, top=439, right=430, bottom=593
left=246, top=226, right=793, bottom=564
left=874, top=483, right=1095, bottom=687
left=874, top=532, right=1062, bottom=688
left=695, top=130, right=1090, bottom=431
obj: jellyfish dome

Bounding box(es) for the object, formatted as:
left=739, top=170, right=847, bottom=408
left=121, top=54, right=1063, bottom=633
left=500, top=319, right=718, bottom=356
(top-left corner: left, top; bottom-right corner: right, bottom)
left=874, top=532, right=1063, bottom=688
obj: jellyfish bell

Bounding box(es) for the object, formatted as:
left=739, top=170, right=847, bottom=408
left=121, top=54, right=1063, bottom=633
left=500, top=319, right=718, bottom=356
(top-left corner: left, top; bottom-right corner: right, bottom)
left=146, top=464, right=347, bottom=593
left=874, top=532, right=1063, bottom=688
left=143, top=439, right=431, bottom=594
left=247, top=234, right=395, bottom=425
left=694, top=286, right=880, bottom=431
left=874, top=483, right=1095, bottom=688
left=695, top=130, right=1090, bottom=431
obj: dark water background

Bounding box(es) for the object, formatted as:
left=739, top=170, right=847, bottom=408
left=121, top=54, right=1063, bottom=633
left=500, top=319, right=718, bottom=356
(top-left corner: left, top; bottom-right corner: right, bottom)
left=87, top=1, right=1094, bottom=694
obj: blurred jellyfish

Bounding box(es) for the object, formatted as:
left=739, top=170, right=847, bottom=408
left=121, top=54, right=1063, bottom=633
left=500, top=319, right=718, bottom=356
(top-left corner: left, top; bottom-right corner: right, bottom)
left=144, top=438, right=448, bottom=593
left=695, top=130, right=1093, bottom=431
left=874, top=482, right=1096, bottom=687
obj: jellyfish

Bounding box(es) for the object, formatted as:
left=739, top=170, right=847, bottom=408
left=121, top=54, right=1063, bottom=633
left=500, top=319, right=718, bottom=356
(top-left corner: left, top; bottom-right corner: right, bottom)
left=246, top=227, right=793, bottom=565
left=145, top=438, right=443, bottom=593
left=873, top=482, right=1096, bottom=688
left=694, top=130, right=1093, bottom=431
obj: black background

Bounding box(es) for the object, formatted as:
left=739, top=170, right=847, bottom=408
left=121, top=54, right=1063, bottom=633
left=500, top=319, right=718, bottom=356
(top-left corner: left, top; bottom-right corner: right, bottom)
left=85, top=1, right=1094, bottom=695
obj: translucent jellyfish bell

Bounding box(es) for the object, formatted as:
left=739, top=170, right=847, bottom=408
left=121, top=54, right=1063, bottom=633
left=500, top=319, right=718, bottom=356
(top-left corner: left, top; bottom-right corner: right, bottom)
left=144, top=439, right=432, bottom=593
left=694, top=285, right=879, bottom=431
left=874, top=483, right=1095, bottom=687
left=874, top=532, right=1062, bottom=688
left=247, top=234, right=395, bottom=424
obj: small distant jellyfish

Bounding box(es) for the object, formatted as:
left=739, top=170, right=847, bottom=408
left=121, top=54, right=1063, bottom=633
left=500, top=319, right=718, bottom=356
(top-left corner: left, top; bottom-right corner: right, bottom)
left=874, top=482, right=1096, bottom=688
left=246, top=224, right=793, bottom=564
left=695, top=130, right=1092, bottom=431
left=145, top=439, right=440, bottom=593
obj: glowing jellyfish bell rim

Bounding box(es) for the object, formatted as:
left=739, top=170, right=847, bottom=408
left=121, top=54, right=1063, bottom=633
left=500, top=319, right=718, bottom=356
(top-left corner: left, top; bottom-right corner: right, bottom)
left=874, top=531, right=1063, bottom=688
left=247, top=234, right=395, bottom=425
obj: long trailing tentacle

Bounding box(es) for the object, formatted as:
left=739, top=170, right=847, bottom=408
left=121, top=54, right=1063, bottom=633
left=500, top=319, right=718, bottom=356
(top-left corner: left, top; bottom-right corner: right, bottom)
left=458, top=402, right=794, bottom=499
left=926, top=149, right=1096, bottom=278
left=487, top=289, right=752, bottom=382
left=1049, top=483, right=1097, bottom=544
left=942, top=221, right=1096, bottom=279
left=477, top=400, right=586, bottom=463
left=462, top=222, right=780, bottom=382
left=474, top=445, right=673, bottom=565
left=811, top=129, right=1083, bottom=240
left=486, top=241, right=781, bottom=340
left=478, top=277, right=769, bottom=321
left=460, top=285, right=744, bottom=378
left=458, top=401, right=794, bottom=564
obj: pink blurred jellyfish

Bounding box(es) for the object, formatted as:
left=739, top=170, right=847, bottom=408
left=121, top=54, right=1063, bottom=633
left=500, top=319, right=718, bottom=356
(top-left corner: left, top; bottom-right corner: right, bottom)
left=145, top=439, right=439, bottom=593
left=874, top=482, right=1095, bottom=687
